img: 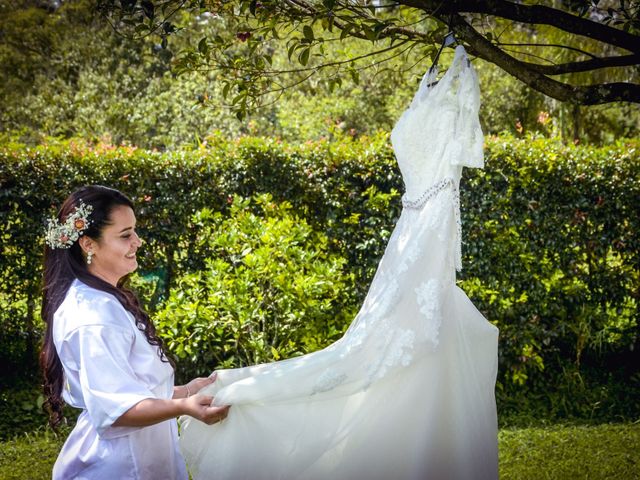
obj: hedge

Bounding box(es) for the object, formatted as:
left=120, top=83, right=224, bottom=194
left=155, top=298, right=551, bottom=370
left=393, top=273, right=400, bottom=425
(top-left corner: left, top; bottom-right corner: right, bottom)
left=0, top=133, right=638, bottom=425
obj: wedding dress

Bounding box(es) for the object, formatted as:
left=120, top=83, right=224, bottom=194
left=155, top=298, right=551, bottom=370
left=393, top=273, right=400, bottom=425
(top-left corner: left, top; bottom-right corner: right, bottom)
left=179, top=45, right=499, bottom=479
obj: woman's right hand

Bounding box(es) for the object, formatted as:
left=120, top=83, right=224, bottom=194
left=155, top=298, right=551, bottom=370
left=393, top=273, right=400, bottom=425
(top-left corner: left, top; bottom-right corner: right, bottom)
left=184, top=394, right=230, bottom=425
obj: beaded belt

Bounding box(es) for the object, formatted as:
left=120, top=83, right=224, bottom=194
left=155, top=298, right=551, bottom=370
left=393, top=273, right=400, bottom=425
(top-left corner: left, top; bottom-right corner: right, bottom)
left=401, top=177, right=462, bottom=271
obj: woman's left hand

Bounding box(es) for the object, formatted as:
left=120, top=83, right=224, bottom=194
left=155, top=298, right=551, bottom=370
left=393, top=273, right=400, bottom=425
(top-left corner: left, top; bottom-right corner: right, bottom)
left=179, top=372, right=219, bottom=398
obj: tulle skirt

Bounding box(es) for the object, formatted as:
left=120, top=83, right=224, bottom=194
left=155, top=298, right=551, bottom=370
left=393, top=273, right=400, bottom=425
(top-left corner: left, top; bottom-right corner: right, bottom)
left=179, top=286, right=498, bottom=480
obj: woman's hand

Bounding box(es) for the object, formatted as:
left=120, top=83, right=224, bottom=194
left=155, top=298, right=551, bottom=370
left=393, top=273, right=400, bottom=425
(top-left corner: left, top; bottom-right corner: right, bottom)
left=178, top=372, right=231, bottom=425
left=175, top=372, right=219, bottom=399
left=114, top=370, right=229, bottom=428
left=113, top=390, right=230, bottom=428
left=183, top=394, right=230, bottom=425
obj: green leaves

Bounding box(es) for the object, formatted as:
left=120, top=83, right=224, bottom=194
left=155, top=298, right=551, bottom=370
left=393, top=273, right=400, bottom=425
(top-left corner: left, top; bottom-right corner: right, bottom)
left=303, top=25, right=314, bottom=42
left=197, top=37, right=209, bottom=55
left=298, top=47, right=311, bottom=66
left=141, top=0, right=154, bottom=20
left=154, top=194, right=354, bottom=373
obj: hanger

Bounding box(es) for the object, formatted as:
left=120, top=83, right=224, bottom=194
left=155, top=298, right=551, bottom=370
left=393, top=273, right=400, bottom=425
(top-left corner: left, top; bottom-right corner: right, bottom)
left=426, top=31, right=457, bottom=88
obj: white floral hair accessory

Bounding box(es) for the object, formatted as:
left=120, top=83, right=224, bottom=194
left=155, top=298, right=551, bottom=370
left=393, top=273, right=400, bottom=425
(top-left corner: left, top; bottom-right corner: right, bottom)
left=45, top=200, right=93, bottom=249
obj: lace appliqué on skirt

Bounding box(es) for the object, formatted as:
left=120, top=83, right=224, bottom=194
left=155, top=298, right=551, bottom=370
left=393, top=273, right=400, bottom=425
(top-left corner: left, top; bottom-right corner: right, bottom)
left=415, top=279, right=444, bottom=348
left=311, top=370, right=348, bottom=395
left=366, top=321, right=416, bottom=383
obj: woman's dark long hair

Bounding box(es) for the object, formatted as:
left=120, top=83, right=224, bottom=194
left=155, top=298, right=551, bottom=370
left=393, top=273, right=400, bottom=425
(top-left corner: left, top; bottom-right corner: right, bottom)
left=40, top=185, right=173, bottom=428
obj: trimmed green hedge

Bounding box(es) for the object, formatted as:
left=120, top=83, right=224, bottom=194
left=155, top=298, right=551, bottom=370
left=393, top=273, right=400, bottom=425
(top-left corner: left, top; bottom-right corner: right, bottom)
left=1, top=133, right=638, bottom=425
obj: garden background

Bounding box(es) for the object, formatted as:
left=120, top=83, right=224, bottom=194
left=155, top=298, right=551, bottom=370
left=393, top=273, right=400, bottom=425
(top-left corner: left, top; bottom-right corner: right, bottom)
left=1, top=1, right=639, bottom=478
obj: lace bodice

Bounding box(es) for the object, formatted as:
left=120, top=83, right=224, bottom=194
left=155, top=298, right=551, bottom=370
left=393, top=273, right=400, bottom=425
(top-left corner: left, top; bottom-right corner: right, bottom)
left=390, top=45, right=484, bottom=201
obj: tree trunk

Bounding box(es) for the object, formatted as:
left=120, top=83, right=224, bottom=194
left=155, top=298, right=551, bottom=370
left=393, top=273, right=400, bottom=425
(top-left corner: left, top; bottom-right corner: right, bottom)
left=572, top=103, right=582, bottom=144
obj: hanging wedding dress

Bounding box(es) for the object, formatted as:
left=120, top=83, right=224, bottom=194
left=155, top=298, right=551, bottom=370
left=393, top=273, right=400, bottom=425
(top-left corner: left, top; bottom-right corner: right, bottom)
left=179, top=45, right=499, bottom=479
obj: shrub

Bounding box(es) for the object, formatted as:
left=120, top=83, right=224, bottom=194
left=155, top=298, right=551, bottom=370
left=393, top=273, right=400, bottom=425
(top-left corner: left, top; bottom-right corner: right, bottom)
left=154, top=195, right=356, bottom=378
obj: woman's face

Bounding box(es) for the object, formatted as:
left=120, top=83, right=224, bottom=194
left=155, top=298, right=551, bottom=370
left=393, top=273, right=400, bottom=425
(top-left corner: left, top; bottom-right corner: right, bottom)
left=87, top=205, right=142, bottom=286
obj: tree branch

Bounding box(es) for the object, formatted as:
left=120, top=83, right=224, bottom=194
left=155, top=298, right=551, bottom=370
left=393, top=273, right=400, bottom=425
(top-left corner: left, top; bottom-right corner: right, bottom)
left=521, top=54, right=640, bottom=75
left=432, top=0, right=640, bottom=54
left=448, top=12, right=640, bottom=104
left=496, top=42, right=599, bottom=59
left=282, top=0, right=431, bottom=42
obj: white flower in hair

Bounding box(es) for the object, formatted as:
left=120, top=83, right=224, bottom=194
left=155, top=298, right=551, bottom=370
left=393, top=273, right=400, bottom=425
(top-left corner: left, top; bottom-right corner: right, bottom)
left=45, top=200, right=94, bottom=249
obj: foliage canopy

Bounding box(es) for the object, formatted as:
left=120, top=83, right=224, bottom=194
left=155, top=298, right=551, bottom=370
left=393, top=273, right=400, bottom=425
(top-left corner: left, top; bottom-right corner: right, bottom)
left=95, top=0, right=640, bottom=120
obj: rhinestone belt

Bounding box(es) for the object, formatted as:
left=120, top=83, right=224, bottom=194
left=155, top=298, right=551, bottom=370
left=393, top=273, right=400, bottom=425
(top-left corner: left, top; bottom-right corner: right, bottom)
left=401, top=177, right=462, bottom=271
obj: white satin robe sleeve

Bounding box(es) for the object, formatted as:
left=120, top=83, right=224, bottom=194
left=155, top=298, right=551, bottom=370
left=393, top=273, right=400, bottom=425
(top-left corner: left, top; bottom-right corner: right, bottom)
left=61, top=322, right=156, bottom=438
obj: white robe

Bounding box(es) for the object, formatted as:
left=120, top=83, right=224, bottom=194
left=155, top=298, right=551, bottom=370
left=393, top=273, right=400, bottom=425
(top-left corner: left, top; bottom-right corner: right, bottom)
left=52, top=278, right=188, bottom=480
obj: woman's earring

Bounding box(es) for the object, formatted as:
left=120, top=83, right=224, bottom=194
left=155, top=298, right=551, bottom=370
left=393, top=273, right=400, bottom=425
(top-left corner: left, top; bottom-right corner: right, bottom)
left=87, top=251, right=93, bottom=265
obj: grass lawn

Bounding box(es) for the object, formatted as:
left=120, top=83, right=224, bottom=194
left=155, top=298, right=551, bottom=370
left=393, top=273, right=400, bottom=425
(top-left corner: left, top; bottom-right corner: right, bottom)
left=0, top=427, right=66, bottom=480
left=499, top=423, right=639, bottom=479
left=1, top=423, right=638, bottom=479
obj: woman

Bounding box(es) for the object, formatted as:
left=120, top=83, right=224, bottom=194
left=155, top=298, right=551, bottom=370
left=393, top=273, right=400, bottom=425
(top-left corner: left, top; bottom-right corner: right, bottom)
left=40, top=185, right=229, bottom=479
